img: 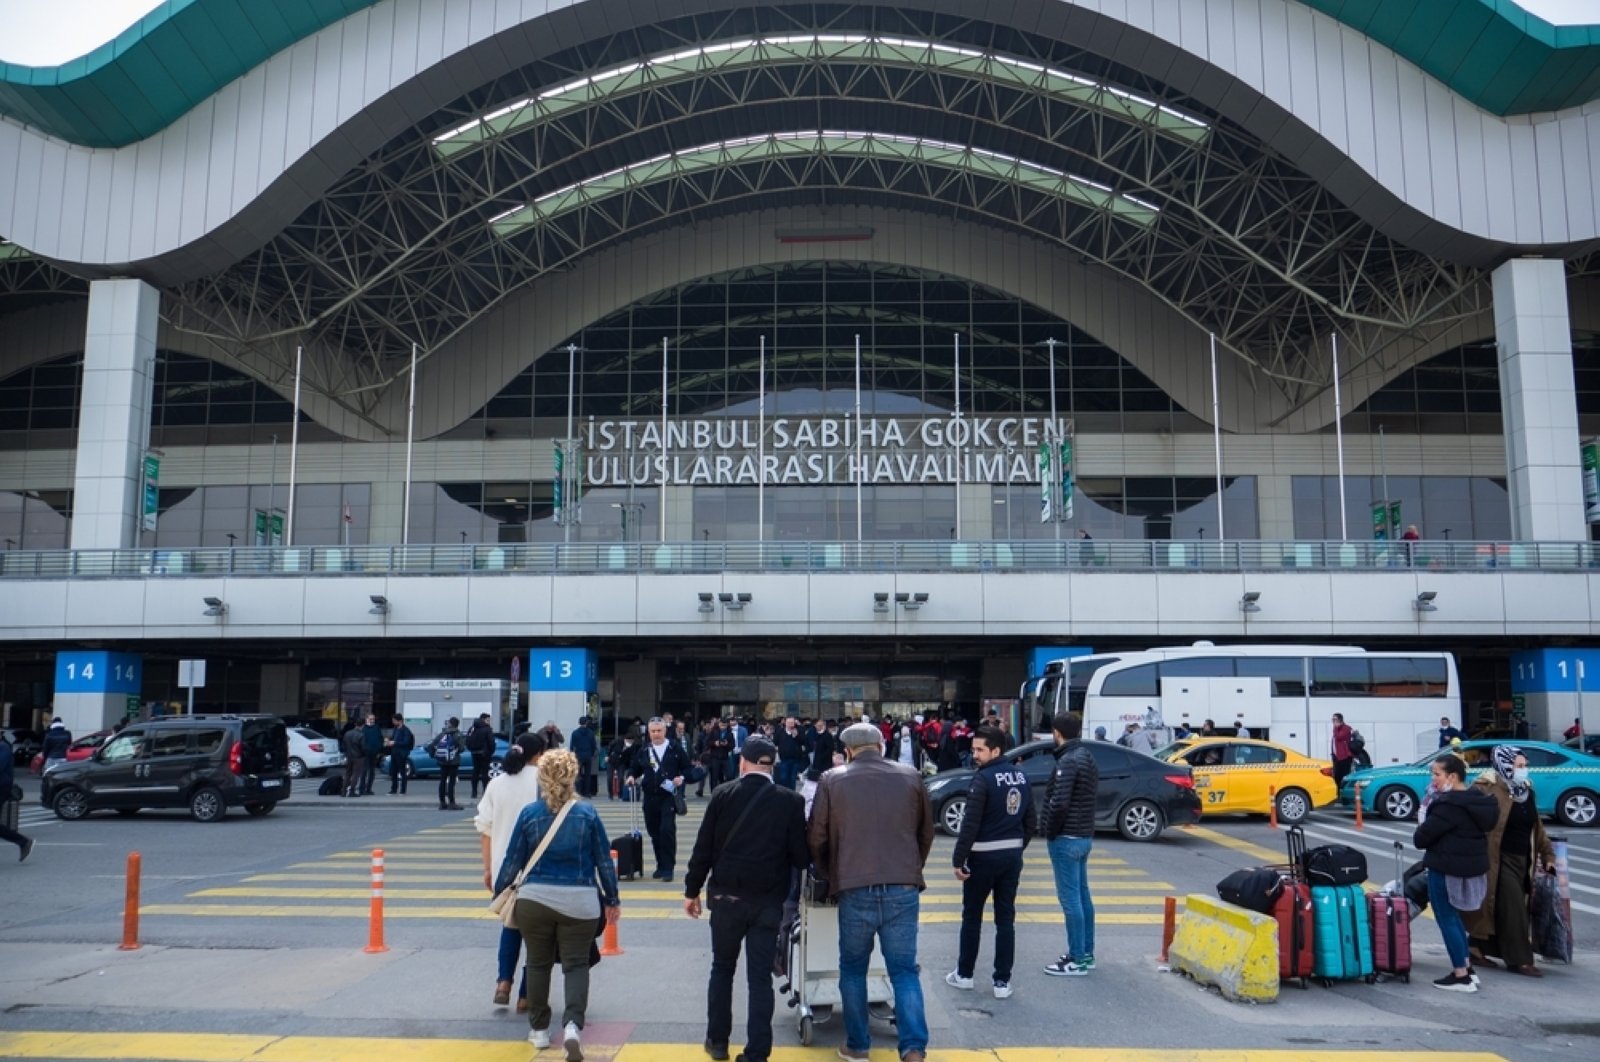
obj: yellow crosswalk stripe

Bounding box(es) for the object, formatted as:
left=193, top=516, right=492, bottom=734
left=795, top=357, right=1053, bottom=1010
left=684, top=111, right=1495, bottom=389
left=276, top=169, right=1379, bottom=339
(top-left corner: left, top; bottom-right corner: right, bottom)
left=137, top=904, right=1164, bottom=924
left=186, top=886, right=1172, bottom=906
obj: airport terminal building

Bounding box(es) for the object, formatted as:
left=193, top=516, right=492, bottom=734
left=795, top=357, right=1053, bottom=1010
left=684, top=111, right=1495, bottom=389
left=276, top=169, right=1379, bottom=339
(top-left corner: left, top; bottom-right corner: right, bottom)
left=1, top=0, right=1598, bottom=734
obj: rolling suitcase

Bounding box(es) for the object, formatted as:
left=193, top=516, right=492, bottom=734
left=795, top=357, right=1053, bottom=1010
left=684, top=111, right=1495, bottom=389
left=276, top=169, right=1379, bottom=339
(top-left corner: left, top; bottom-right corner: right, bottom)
left=614, top=784, right=646, bottom=880
left=1274, top=826, right=1314, bottom=988
left=1369, top=841, right=1412, bottom=982
left=1311, top=882, right=1374, bottom=985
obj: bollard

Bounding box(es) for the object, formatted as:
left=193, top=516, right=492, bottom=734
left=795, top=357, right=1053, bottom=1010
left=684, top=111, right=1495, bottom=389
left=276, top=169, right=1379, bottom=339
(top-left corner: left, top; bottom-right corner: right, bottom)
left=1158, top=895, right=1177, bottom=963
left=1268, top=786, right=1278, bottom=830
left=1354, top=783, right=1365, bottom=830
left=600, top=849, right=624, bottom=956
left=365, top=848, right=388, bottom=953
left=119, top=851, right=142, bottom=950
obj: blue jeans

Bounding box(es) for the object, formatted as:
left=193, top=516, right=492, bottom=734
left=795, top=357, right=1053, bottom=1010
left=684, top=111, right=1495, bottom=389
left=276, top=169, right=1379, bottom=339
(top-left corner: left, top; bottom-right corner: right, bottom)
left=1427, top=869, right=1470, bottom=971
left=497, top=924, right=529, bottom=998
left=837, top=884, right=928, bottom=1057
left=1048, top=836, right=1095, bottom=962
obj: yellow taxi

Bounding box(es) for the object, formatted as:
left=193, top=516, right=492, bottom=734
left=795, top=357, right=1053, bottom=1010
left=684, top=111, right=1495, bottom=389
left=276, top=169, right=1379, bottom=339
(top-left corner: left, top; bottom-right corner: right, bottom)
left=1152, top=737, right=1337, bottom=824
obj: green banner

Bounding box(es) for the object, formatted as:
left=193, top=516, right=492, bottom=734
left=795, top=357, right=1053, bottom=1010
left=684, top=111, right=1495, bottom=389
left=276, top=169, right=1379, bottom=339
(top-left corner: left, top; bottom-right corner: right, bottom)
left=141, top=454, right=160, bottom=532
left=253, top=510, right=268, bottom=547
left=1584, top=440, right=1600, bottom=523
left=1037, top=440, right=1052, bottom=522
left=1060, top=439, right=1074, bottom=521
left=269, top=512, right=284, bottom=546
left=553, top=442, right=565, bottom=521
left=1371, top=500, right=1389, bottom=540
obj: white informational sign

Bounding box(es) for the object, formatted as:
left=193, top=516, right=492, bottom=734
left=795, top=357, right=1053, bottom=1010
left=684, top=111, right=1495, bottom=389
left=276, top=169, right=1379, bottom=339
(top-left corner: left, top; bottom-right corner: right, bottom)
left=397, top=678, right=503, bottom=691
left=178, top=660, right=207, bottom=688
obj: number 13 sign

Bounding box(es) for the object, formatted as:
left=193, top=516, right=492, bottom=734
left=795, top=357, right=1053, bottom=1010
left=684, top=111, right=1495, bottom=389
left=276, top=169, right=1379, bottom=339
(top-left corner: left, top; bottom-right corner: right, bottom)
left=526, top=648, right=597, bottom=693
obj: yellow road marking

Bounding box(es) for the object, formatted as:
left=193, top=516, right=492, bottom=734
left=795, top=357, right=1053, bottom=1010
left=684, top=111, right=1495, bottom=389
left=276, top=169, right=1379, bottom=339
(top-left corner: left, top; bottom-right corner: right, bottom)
left=137, top=904, right=1162, bottom=923
left=186, top=886, right=1172, bottom=906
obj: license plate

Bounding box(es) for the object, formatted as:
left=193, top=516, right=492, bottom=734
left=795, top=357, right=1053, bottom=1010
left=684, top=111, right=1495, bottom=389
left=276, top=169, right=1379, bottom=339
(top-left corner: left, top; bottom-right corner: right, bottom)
left=1193, top=776, right=1211, bottom=788
left=261, top=779, right=282, bottom=788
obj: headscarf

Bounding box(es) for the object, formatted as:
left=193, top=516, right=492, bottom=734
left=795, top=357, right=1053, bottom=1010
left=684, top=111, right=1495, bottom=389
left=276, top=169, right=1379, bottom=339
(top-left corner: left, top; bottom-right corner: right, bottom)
left=1493, top=744, right=1530, bottom=804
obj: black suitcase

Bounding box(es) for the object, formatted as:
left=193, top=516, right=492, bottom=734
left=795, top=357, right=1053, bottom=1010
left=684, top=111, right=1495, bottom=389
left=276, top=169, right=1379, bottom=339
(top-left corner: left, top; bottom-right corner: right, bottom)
left=614, top=784, right=646, bottom=880
left=1303, top=844, right=1368, bottom=887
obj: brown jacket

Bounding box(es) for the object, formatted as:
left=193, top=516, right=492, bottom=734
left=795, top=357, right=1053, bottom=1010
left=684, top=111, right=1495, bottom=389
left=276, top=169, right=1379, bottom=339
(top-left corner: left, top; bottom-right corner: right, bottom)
left=1466, top=772, right=1555, bottom=940
left=807, top=747, right=934, bottom=898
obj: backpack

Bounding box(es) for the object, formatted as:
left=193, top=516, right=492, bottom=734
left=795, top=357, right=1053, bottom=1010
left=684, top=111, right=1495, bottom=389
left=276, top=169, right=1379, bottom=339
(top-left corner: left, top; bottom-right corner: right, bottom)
left=1348, top=730, right=1366, bottom=754
left=433, top=731, right=461, bottom=764
left=1216, top=867, right=1285, bottom=914
left=1302, top=844, right=1368, bottom=887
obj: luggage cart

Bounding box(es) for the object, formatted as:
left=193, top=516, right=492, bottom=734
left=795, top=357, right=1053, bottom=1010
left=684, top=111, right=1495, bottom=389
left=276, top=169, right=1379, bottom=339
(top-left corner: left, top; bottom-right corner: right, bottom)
left=778, top=873, right=895, bottom=1046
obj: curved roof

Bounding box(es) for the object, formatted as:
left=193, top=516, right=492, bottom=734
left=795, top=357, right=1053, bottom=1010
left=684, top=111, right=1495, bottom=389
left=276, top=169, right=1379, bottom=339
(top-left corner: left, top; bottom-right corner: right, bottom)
left=1, top=0, right=1596, bottom=149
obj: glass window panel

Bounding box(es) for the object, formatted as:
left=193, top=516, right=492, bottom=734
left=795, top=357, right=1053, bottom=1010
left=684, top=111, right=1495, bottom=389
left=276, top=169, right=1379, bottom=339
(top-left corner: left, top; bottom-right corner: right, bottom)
left=1312, top=658, right=1371, bottom=696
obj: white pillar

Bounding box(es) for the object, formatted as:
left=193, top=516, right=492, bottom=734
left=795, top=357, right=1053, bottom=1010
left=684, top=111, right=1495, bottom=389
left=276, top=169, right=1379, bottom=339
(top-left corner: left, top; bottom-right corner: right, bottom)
left=1492, top=259, right=1584, bottom=541
left=71, top=279, right=159, bottom=550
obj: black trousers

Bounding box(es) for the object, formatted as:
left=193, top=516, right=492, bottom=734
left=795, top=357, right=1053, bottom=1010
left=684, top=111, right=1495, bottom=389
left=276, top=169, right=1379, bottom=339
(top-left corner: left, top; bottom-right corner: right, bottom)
left=642, top=792, right=677, bottom=873
left=956, top=849, right=1023, bottom=983
left=707, top=896, right=782, bottom=1060
left=470, top=757, right=490, bottom=798
left=388, top=753, right=409, bottom=793
left=438, top=764, right=460, bottom=807
left=343, top=756, right=364, bottom=795
left=359, top=756, right=377, bottom=795
left=1332, top=757, right=1354, bottom=788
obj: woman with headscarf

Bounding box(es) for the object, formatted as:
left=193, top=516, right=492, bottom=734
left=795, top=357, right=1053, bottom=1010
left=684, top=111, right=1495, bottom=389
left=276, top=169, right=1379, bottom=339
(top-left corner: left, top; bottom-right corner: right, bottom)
left=1467, top=745, right=1557, bottom=977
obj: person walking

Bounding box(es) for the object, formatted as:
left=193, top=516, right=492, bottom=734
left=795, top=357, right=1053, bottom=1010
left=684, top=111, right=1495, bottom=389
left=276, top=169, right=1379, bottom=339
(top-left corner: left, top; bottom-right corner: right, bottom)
left=946, top=726, right=1032, bottom=999
left=1438, top=717, right=1465, bottom=748
left=569, top=717, right=598, bottom=798
left=359, top=713, right=384, bottom=796
left=1412, top=751, right=1499, bottom=992
left=428, top=717, right=466, bottom=810
left=1467, top=746, right=1557, bottom=977
left=808, top=722, right=933, bottom=1062
left=386, top=716, right=415, bottom=794
left=495, top=750, right=621, bottom=1061
left=39, top=718, right=71, bottom=769
left=683, top=737, right=809, bottom=1062
left=0, top=731, right=36, bottom=862
left=467, top=713, right=496, bottom=799
left=1331, top=713, right=1355, bottom=788
left=774, top=717, right=806, bottom=790
left=477, top=732, right=547, bottom=1011
left=1041, top=711, right=1099, bottom=977
left=340, top=721, right=366, bottom=798
left=627, top=717, right=691, bottom=882
left=607, top=729, right=636, bottom=801
left=541, top=719, right=565, bottom=750
left=705, top=719, right=733, bottom=792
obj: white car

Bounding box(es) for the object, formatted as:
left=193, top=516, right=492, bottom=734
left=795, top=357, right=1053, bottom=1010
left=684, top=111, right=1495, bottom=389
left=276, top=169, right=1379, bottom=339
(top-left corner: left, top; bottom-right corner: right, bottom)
left=287, top=726, right=345, bottom=779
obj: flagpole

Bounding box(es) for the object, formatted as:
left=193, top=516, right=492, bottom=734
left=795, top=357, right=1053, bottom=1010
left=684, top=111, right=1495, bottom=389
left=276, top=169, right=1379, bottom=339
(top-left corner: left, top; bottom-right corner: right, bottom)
left=659, top=336, right=668, bottom=541
left=286, top=345, right=303, bottom=547
left=1332, top=332, right=1349, bottom=540
left=1044, top=337, right=1060, bottom=540
left=402, top=342, right=417, bottom=546
left=854, top=333, right=863, bottom=543
left=758, top=335, right=766, bottom=544
left=1209, top=333, right=1225, bottom=541
left=953, top=332, right=962, bottom=541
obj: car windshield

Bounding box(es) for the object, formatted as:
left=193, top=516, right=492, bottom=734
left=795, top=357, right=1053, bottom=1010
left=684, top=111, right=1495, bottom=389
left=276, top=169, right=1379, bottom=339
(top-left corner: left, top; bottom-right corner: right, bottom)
left=293, top=728, right=323, bottom=740
left=1151, top=742, right=1191, bottom=760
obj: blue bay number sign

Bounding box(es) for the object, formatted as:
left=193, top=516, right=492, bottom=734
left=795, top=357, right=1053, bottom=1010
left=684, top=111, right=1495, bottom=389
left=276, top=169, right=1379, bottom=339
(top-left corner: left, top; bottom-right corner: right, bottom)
left=55, top=651, right=142, bottom=695
left=526, top=648, right=598, bottom=693
left=1510, top=648, right=1600, bottom=694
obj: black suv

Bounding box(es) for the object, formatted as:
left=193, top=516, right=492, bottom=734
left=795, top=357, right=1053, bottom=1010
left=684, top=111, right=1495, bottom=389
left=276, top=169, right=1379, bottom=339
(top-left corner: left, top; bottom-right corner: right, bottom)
left=41, top=715, right=291, bottom=822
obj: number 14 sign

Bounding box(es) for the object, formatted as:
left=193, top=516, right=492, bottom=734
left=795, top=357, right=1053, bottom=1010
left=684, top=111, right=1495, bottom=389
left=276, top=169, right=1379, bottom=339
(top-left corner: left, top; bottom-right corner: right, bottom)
left=55, top=651, right=142, bottom=694
left=526, top=649, right=597, bottom=693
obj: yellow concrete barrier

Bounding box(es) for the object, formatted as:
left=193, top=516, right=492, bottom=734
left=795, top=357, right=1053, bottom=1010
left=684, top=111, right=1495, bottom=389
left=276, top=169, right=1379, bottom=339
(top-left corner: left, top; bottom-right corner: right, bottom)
left=1166, top=893, right=1279, bottom=1004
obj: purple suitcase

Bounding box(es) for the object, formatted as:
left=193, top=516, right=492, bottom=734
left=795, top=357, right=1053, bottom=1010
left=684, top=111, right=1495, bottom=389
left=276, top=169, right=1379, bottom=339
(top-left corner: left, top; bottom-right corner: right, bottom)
left=1369, top=841, right=1412, bottom=982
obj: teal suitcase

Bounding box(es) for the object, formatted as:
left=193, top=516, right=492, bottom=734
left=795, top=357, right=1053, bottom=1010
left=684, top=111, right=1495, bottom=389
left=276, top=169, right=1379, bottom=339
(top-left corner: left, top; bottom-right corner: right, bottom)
left=1311, top=883, right=1374, bottom=985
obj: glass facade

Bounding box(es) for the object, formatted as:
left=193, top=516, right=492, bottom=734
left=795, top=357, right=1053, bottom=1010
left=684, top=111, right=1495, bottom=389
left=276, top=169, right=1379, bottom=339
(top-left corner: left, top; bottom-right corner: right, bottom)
left=0, top=489, right=72, bottom=550
left=1291, top=476, right=1511, bottom=541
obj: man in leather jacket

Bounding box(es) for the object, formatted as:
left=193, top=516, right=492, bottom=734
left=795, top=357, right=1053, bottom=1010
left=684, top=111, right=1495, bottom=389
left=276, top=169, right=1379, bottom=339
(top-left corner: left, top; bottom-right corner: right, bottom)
left=808, top=723, right=933, bottom=1062
left=1040, top=711, right=1099, bottom=977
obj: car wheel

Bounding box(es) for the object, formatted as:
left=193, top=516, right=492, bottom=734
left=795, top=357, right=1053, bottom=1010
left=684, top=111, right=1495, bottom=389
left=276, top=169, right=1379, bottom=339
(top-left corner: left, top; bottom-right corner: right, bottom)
left=487, top=756, right=505, bottom=780
left=189, top=786, right=226, bottom=823
left=244, top=802, right=277, bottom=817
left=53, top=787, right=90, bottom=821
left=1275, top=787, right=1311, bottom=825
left=287, top=757, right=307, bottom=779
left=1117, top=799, right=1164, bottom=842
left=939, top=796, right=968, bottom=836
left=1556, top=789, right=1599, bottom=827
left=1377, top=785, right=1417, bottom=822
left=115, top=808, right=140, bottom=817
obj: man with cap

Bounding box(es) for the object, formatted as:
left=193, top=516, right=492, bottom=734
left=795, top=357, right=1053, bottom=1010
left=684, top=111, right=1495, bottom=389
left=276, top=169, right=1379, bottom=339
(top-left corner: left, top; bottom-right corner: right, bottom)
left=809, top=722, right=934, bottom=1062
left=684, top=737, right=809, bottom=1062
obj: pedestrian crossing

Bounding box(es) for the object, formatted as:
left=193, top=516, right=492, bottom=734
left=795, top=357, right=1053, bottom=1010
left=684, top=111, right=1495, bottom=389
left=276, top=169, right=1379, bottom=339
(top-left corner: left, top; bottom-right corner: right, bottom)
left=138, top=802, right=1176, bottom=926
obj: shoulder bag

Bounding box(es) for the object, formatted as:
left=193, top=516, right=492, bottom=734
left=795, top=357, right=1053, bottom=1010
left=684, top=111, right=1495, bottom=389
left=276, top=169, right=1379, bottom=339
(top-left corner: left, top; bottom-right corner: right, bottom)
left=489, top=800, right=576, bottom=928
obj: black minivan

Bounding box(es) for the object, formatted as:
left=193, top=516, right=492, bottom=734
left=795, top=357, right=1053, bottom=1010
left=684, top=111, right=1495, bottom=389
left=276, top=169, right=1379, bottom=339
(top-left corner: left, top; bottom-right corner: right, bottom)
left=41, top=715, right=291, bottom=822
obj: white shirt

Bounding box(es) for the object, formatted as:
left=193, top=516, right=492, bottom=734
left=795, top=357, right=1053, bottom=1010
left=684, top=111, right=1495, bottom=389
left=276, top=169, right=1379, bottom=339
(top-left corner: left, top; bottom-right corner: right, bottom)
left=474, top=765, right=541, bottom=882
left=897, top=731, right=916, bottom=765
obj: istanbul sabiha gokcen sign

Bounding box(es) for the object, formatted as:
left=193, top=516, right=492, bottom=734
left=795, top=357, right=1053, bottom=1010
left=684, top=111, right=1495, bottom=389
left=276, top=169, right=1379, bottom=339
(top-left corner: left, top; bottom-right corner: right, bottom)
left=581, top=416, right=1069, bottom=486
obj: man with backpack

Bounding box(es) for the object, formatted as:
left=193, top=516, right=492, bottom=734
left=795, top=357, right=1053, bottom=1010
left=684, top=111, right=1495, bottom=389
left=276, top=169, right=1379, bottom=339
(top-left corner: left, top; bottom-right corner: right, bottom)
left=465, top=713, right=495, bottom=799
left=427, top=717, right=466, bottom=810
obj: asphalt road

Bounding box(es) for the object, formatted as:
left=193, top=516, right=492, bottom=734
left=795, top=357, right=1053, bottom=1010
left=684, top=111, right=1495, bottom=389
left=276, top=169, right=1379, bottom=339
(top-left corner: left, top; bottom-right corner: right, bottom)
left=2, top=779, right=1597, bottom=1062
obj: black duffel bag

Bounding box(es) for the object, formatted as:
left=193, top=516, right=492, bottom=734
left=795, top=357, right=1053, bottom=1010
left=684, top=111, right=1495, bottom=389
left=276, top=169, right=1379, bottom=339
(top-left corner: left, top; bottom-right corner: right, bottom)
left=1302, top=844, right=1368, bottom=886
left=1216, top=867, right=1285, bottom=913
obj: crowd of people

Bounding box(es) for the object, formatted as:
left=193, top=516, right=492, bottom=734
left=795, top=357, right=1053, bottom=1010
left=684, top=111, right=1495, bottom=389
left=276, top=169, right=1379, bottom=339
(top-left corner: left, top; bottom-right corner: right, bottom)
left=471, top=708, right=1101, bottom=1062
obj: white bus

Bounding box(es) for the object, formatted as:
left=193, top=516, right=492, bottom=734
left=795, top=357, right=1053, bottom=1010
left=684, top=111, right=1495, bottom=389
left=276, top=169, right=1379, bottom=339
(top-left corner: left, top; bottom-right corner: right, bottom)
left=1029, top=643, right=1460, bottom=764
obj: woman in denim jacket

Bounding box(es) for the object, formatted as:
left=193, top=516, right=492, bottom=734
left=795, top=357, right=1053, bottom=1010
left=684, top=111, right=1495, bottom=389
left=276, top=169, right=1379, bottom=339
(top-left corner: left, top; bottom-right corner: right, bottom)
left=496, top=750, right=621, bottom=1060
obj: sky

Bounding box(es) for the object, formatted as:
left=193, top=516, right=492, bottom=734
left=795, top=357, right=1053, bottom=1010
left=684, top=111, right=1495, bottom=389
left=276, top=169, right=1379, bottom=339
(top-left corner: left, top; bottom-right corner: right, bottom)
left=0, top=0, right=1597, bottom=65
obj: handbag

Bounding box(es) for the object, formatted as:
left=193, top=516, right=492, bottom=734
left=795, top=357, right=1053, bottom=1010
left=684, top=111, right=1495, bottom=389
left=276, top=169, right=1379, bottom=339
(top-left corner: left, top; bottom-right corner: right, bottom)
left=489, top=800, right=576, bottom=928
left=673, top=786, right=689, bottom=816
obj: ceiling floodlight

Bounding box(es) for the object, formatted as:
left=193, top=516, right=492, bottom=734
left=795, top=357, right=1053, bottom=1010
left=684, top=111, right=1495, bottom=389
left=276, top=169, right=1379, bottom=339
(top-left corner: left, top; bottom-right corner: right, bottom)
left=698, top=592, right=715, bottom=614
left=1414, top=591, right=1438, bottom=613
left=369, top=594, right=391, bottom=616
left=1240, top=591, right=1261, bottom=614
left=202, top=596, right=227, bottom=617
left=873, top=592, right=890, bottom=613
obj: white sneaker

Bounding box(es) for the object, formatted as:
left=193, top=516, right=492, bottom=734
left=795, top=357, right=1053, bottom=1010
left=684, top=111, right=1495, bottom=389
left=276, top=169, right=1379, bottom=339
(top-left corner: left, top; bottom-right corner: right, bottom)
left=944, top=970, right=974, bottom=990
left=563, top=1021, right=583, bottom=1061
left=993, top=981, right=1014, bottom=999
left=529, top=1028, right=550, bottom=1049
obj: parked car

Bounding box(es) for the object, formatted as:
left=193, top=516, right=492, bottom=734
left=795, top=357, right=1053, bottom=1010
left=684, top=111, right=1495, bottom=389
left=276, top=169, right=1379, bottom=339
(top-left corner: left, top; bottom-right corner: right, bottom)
left=8, top=728, right=43, bottom=762
left=1340, top=738, right=1600, bottom=826
left=378, top=734, right=511, bottom=779
left=1152, top=737, right=1338, bottom=825
left=40, top=715, right=291, bottom=822
left=31, top=729, right=112, bottom=773
left=923, top=738, right=1201, bottom=842
left=287, top=726, right=345, bottom=779
left=1561, top=734, right=1600, bottom=756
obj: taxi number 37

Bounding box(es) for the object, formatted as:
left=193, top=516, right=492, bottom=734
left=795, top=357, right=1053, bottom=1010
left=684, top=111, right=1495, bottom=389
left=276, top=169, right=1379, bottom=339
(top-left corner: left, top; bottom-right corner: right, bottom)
left=1204, top=790, right=1228, bottom=804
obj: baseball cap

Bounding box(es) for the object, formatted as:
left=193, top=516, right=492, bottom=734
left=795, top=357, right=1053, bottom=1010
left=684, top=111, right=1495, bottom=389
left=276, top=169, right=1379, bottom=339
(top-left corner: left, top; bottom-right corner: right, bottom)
left=840, top=722, right=883, bottom=748
left=740, top=737, right=777, bottom=765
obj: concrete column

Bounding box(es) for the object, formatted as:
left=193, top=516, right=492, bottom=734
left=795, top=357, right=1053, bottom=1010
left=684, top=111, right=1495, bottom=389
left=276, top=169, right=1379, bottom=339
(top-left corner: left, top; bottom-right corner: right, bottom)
left=1493, top=259, right=1583, bottom=540
left=1255, top=474, right=1297, bottom=540
left=71, top=279, right=159, bottom=550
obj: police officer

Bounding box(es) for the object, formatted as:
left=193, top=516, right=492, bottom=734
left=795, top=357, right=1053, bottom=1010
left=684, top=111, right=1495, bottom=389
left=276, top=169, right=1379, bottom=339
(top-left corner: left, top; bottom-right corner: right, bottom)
left=683, top=737, right=808, bottom=1062
left=945, top=725, right=1033, bottom=999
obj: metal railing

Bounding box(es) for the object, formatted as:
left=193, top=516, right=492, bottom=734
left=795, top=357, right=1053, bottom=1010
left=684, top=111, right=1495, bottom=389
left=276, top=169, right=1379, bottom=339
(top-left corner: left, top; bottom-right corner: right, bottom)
left=0, top=539, right=1593, bottom=578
